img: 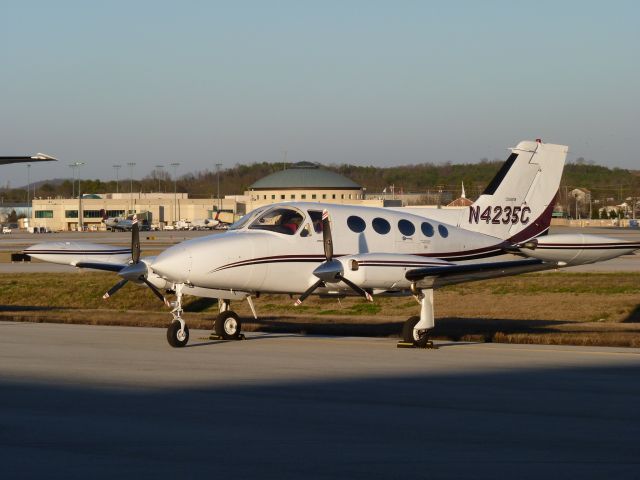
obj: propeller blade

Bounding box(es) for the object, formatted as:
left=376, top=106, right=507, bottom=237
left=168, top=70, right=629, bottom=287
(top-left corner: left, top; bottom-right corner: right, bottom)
left=294, top=279, right=324, bottom=306
left=321, top=209, right=333, bottom=261
left=336, top=274, right=373, bottom=302
left=141, top=278, right=171, bottom=306
left=102, top=278, right=128, bottom=299
left=131, top=215, right=140, bottom=264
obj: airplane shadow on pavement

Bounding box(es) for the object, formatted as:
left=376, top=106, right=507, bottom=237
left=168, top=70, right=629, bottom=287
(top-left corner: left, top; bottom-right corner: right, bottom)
left=1, top=364, right=639, bottom=480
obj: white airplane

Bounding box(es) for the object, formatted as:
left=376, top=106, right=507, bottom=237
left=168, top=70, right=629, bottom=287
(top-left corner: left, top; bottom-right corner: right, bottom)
left=25, top=140, right=640, bottom=348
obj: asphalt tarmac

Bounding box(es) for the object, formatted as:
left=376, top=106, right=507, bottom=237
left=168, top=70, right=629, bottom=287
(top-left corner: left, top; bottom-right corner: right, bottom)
left=1, top=322, right=639, bottom=479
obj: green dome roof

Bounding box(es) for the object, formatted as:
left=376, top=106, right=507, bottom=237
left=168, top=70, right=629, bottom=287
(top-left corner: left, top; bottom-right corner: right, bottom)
left=249, top=162, right=361, bottom=190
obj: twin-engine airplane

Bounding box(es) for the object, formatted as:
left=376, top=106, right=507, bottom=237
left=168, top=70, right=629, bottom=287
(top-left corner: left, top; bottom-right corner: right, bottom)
left=26, top=140, right=640, bottom=348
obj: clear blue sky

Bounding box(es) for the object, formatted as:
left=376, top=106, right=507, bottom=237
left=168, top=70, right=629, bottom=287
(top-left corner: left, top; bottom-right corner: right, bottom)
left=1, top=0, right=638, bottom=187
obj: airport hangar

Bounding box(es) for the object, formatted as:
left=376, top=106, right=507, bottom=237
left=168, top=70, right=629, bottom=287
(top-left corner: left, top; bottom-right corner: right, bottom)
left=29, top=162, right=403, bottom=231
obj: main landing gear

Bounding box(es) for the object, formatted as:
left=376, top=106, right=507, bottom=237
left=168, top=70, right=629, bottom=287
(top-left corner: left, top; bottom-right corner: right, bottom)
left=398, top=288, right=437, bottom=349
left=212, top=299, right=244, bottom=340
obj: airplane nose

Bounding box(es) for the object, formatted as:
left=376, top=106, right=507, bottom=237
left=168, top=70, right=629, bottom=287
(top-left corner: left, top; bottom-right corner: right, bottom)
left=151, top=245, right=192, bottom=283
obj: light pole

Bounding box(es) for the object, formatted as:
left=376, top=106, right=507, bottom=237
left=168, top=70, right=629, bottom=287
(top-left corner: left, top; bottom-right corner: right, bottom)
left=113, top=164, right=121, bottom=193
left=215, top=163, right=222, bottom=210
left=26, top=164, right=31, bottom=224
left=127, top=162, right=136, bottom=214
left=156, top=165, right=164, bottom=193
left=171, top=162, right=180, bottom=222
left=76, top=162, right=85, bottom=198
left=69, top=163, right=77, bottom=198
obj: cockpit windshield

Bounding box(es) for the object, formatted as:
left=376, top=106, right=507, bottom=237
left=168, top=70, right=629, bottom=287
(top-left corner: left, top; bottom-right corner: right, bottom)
left=249, top=207, right=305, bottom=235
left=228, top=207, right=268, bottom=231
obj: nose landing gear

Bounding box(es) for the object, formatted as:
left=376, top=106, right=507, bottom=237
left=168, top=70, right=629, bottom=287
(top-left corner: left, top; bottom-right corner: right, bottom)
left=167, top=283, right=189, bottom=348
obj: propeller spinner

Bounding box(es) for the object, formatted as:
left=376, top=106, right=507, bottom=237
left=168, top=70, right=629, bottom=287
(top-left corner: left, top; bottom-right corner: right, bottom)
left=102, top=215, right=169, bottom=306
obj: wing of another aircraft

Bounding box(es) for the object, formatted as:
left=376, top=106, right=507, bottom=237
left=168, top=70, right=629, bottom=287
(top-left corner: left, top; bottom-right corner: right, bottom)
left=0, top=153, right=57, bottom=165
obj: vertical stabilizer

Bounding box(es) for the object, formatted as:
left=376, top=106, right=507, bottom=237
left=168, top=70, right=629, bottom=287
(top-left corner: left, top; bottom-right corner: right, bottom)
left=461, top=140, right=568, bottom=242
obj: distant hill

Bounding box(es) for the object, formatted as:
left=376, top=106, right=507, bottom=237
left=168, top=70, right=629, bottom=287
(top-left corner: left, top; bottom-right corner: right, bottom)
left=2, top=159, right=638, bottom=205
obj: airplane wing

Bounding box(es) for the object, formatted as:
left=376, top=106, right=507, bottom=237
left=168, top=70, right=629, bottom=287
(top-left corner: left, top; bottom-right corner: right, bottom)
left=0, top=153, right=57, bottom=165
left=405, top=258, right=551, bottom=289
left=74, top=262, right=127, bottom=272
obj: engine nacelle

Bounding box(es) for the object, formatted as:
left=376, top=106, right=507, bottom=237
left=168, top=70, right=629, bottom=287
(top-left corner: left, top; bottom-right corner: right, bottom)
left=339, top=253, right=452, bottom=291
left=518, top=234, right=639, bottom=266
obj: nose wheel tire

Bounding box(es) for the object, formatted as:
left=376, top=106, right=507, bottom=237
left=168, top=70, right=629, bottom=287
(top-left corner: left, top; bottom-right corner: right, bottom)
left=215, top=311, right=242, bottom=340
left=402, top=316, right=433, bottom=349
left=167, top=321, right=189, bottom=348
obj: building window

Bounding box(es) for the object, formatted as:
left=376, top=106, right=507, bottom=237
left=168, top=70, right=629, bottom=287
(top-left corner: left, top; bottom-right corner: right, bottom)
left=263, top=195, right=267, bottom=200
left=348, top=194, right=352, bottom=199
left=438, top=224, right=449, bottom=238
left=35, top=210, right=53, bottom=218
left=301, top=194, right=306, bottom=199
left=106, top=210, right=125, bottom=217
left=341, top=194, right=344, bottom=199
left=272, top=195, right=276, bottom=200
left=312, top=194, right=316, bottom=200
left=291, top=194, right=296, bottom=200
left=347, top=216, right=366, bottom=233
left=65, top=210, right=78, bottom=218
left=372, top=217, right=391, bottom=234
left=281, top=195, right=285, bottom=200
left=83, top=210, right=103, bottom=218
left=332, top=194, right=336, bottom=199
left=398, top=219, right=415, bottom=236
left=322, top=194, right=327, bottom=199
left=421, top=222, right=434, bottom=237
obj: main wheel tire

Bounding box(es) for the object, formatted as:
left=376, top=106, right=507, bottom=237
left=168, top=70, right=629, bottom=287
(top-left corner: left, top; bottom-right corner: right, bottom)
left=167, top=321, right=189, bottom=348
left=215, top=311, right=242, bottom=340
left=402, top=316, right=431, bottom=348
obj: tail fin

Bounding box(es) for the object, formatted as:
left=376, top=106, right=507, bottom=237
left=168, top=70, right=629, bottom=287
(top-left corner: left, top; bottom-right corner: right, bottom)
left=462, top=140, right=568, bottom=242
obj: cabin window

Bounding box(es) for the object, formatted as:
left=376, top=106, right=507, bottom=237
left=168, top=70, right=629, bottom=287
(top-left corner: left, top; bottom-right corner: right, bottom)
left=398, top=219, right=415, bottom=236
left=308, top=210, right=324, bottom=233
left=372, top=217, right=390, bottom=234
left=249, top=207, right=304, bottom=235
left=228, top=206, right=269, bottom=230
left=421, top=222, right=434, bottom=237
left=347, top=215, right=366, bottom=233
left=438, top=224, right=449, bottom=238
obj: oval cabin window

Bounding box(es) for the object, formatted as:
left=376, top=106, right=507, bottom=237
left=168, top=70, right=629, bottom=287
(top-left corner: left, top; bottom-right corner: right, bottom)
left=372, top=217, right=391, bottom=234
left=347, top=216, right=366, bottom=233
left=398, top=219, right=415, bottom=236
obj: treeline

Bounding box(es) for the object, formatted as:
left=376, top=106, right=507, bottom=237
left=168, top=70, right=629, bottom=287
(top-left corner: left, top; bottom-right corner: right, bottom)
left=1, top=158, right=638, bottom=204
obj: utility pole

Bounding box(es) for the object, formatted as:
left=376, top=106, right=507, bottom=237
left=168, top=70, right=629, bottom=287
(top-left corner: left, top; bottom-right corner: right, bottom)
left=113, top=164, right=121, bottom=193
left=171, top=162, right=180, bottom=223
left=215, top=163, right=222, bottom=210
left=127, top=162, right=136, bottom=214
left=156, top=165, right=164, bottom=193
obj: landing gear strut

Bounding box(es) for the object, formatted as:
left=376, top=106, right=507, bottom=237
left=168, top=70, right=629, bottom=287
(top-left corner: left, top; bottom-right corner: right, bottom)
left=167, top=283, right=189, bottom=348
left=398, top=288, right=436, bottom=349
